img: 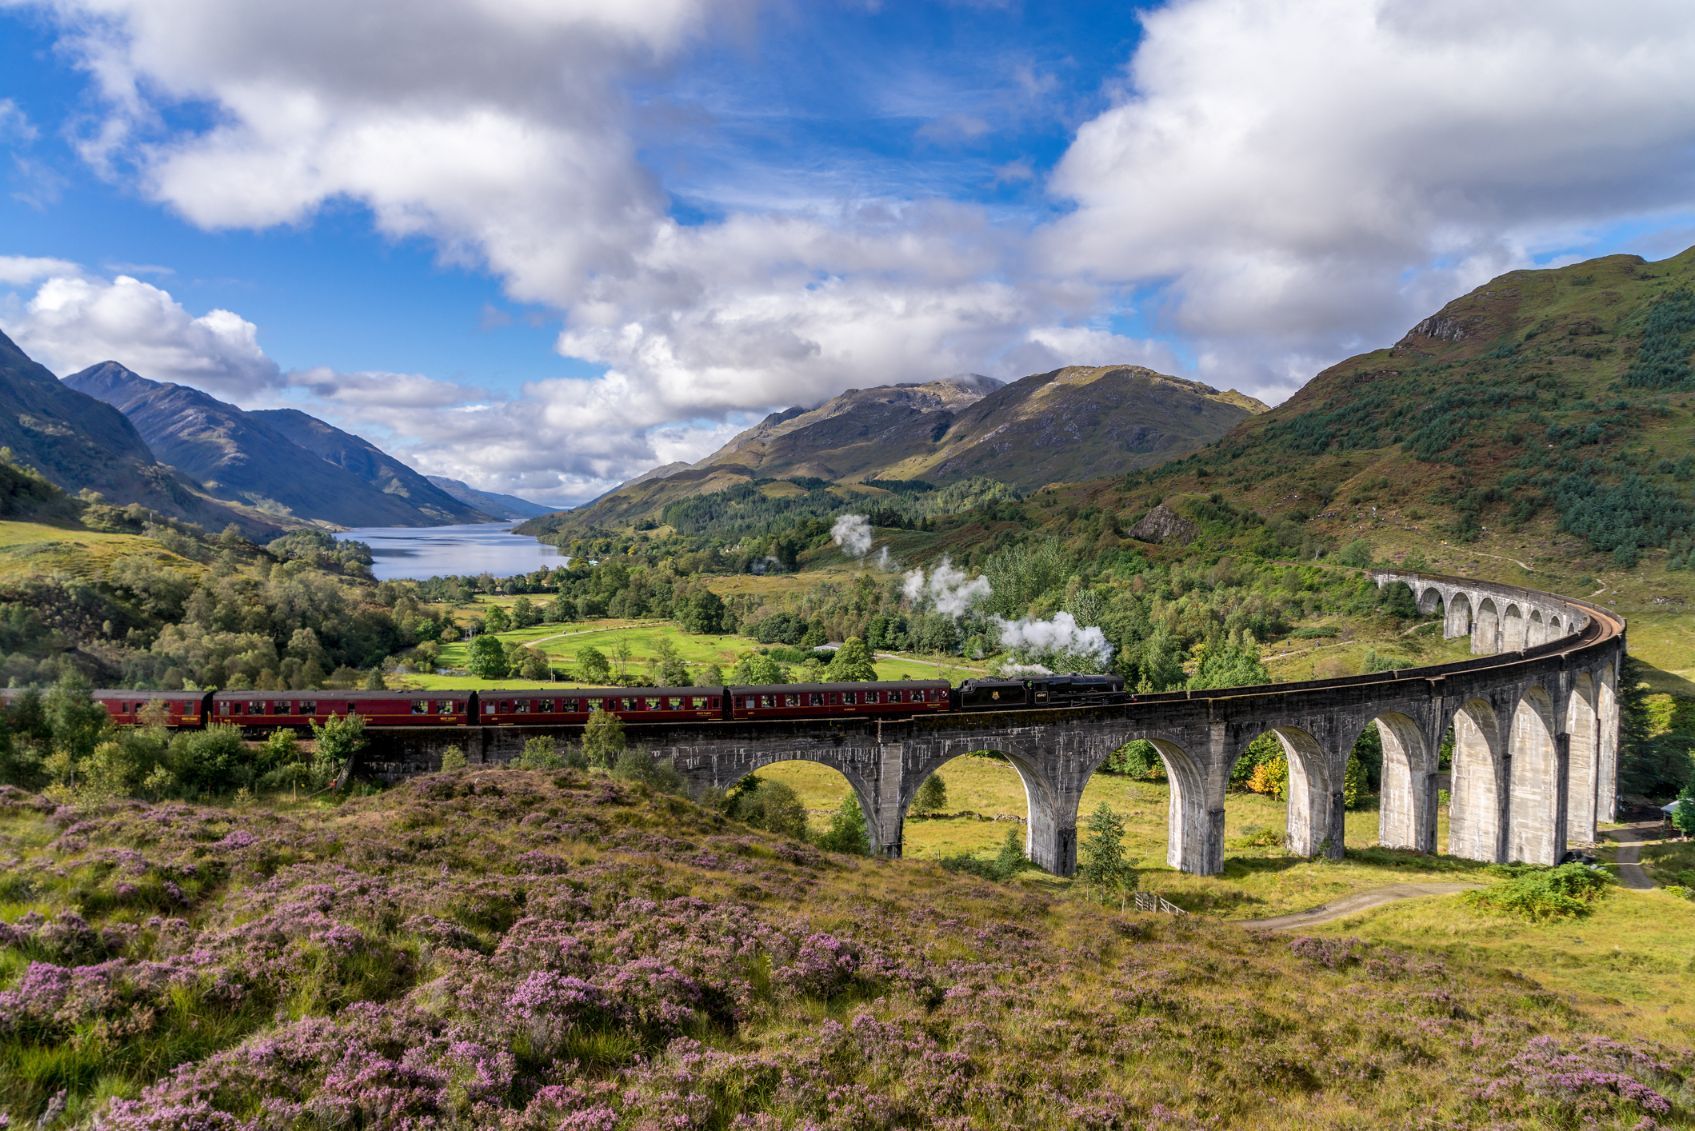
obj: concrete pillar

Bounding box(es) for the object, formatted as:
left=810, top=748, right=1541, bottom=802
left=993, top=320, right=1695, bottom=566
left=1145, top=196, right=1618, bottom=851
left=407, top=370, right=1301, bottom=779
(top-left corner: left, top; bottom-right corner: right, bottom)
left=1280, top=730, right=1343, bottom=861
left=1506, top=691, right=1559, bottom=865
left=1448, top=705, right=1503, bottom=862
left=1376, top=716, right=1436, bottom=853
left=866, top=745, right=905, bottom=859
left=1443, top=591, right=1473, bottom=640
left=1027, top=794, right=1077, bottom=875
left=1597, top=665, right=1620, bottom=823
left=1565, top=678, right=1600, bottom=846
left=1158, top=739, right=1226, bottom=875
left=1472, top=598, right=1500, bottom=655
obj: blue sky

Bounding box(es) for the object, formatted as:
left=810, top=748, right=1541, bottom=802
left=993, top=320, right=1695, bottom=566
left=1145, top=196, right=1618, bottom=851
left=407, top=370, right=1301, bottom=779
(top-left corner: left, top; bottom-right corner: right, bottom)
left=2, top=1, right=1693, bottom=504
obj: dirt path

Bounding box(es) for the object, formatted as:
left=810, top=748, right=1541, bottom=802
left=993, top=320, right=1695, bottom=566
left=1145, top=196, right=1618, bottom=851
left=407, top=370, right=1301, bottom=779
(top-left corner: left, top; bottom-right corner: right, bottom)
left=1603, top=822, right=1661, bottom=891
left=1241, top=882, right=1483, bottom=931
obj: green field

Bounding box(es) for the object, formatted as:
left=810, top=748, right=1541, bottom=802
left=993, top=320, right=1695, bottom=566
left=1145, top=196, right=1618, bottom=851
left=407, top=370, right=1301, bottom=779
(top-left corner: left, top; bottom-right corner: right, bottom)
left=406, top=609, right=990, bottom=689
left=1301, top=884, right=1695, bottom=1045
left=756, top=756, right=1478, bottom=920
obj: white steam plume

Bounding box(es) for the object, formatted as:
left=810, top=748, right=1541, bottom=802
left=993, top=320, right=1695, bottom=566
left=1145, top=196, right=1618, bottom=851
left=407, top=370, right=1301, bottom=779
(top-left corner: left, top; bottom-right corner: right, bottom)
left=831, top=514, right=873, bottom=558
left=993, top=612, right=1115, bottom=668
left=902, top=557, right=992, bottom=618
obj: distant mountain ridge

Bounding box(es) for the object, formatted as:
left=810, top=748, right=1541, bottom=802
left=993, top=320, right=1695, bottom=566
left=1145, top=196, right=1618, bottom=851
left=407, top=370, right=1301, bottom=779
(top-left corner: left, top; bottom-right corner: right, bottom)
left=64, top=364, right=488, bottom=528
left=425, top=475, right=552, bottom=520
left=0, top=330, right=282, bottom=535
left=528, top=366, right=1263, bottom=534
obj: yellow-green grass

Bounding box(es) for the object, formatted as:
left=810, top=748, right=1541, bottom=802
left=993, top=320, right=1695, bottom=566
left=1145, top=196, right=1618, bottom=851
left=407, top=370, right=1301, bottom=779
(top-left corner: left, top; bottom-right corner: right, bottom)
left=407, top=618, right=979, bottom=688
left=1262, top=616, right=1474, bottom=682
left=1302, top=886, right=1695, bottom=1045
left=1639, top=839, right=1695, bottom=885
left=0, top=521, right=200, bottom=584
left=757, top=756, right=1477, bottom=920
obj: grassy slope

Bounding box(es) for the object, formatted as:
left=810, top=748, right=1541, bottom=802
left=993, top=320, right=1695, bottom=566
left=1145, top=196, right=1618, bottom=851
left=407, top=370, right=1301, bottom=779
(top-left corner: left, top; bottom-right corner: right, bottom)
left=0, top=520, right=204, bottom=585
left=1, top=773, right=1689, bottom=1128
left=758, top=758, right=1475, bottom=919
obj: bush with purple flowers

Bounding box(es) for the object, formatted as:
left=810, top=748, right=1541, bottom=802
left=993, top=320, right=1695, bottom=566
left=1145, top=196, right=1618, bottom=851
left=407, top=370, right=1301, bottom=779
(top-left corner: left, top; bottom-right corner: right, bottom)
left=0, top=768, right=1689, bottom=1128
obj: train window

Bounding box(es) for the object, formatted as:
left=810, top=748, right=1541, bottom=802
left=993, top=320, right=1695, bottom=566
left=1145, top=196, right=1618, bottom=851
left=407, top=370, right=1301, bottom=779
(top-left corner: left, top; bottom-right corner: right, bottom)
left=865, top=691, right=881, bottom=704
left=515, top=701, right=528, bottom=713
left=809, top=693, right=823, bottom=707
left=742, top=696, right=755, bottom=709
left=667, top=697, right=683, bottom=709
left=415, top=701, right=430, bottom=714
left=843, top=692, right=857, bottom=705
left=439, top=700, right=453, bottom=714
left=482, top=702, right=494, bottom=714
left=647, top=698, right=662, bottom=710
left=783, top=694, right=799, bottom=707
left=760, top=695, right=775, bottom=709
left=539, top=699, right=553, bottom=713
left=622, top=698, right=637, bottom=710
left=304, top=702, right=317, bottom=714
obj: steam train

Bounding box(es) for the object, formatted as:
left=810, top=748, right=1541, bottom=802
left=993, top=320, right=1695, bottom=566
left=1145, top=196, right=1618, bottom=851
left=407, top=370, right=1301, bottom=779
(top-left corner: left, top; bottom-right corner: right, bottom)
left=0, top=674, right=1128, bottom=732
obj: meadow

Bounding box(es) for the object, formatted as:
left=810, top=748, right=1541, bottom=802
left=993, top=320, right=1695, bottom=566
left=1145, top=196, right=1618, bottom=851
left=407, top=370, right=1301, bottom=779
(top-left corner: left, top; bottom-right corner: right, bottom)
left=411, top=611, right=991, bottom=689
left=756, top=758, right=1490, bottom=920
left=1, top=770, right=1688, bottom=1129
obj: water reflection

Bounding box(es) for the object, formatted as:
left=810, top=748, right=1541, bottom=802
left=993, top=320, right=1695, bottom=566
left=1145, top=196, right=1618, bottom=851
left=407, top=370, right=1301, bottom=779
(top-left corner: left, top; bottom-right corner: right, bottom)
left=334, top=522, right=566, bottom=581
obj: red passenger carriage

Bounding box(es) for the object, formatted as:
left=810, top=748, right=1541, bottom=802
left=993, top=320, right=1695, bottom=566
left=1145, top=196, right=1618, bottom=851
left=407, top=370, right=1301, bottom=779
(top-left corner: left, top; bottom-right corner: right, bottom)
left=727, top=680, right=951, bottom=721
left=210, top=691, right=472, bottom=728
left=479, top=687, right=722, bottom=726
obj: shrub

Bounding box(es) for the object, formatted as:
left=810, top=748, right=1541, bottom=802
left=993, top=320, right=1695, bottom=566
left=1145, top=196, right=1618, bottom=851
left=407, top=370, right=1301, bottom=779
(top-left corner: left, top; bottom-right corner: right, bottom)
left=310, top=712, right=367, bottom=789
left=1077, top=804, right=1135, bottom=907
left=1465, top=863, right=1612, bottom=921
left=939, top=828, right=1031, bottom=882
left=438, top=745, right=468, bottom=772
left=582, top=709, right=626, bottom=770
left=816, top=794, right=871, bottom=855
left=516, top=736, right=564, bottom=770
left=727, top=776, right=809, bottom=840
left=610, top=749, right=683, bottom=793
left=911, top=773, right=948, bottom=816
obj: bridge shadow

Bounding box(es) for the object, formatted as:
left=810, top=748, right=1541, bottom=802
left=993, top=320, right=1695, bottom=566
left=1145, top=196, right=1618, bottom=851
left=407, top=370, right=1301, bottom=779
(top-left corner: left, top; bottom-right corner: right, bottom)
left=1635, top=660, right=1695, bottom=699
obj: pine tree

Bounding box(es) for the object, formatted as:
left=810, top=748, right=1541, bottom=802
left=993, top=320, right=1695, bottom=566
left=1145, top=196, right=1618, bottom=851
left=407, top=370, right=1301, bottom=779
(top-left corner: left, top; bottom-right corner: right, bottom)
left=912, top=773, right=948, bottom=816
left=817, top=794, right=871, bottom=855
left=1077, top=803, right=1136, bottom=907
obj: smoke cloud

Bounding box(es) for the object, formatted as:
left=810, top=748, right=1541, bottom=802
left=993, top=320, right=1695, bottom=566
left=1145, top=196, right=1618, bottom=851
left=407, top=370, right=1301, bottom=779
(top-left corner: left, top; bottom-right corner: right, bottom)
left=993, top=612, right=1115, bottom=668
left=831, top=513, right=874, bottom=558
left=902, top=557, right=992, bottom=618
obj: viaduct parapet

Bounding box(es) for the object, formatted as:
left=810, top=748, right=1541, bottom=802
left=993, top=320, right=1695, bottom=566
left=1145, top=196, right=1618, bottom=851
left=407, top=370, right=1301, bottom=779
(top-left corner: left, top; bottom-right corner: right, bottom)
left=363, top=571, right=1624, bottom=877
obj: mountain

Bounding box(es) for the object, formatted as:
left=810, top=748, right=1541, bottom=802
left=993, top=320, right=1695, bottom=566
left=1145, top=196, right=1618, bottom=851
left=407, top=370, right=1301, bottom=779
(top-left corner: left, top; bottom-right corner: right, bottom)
left=424, top=475, right=552, bottom=520
left=532, top=368, right=1261, bottom=534
left=64, top=364, right=489, bottom=528
left=0, top=330, right=281, bottom=535
left=243, top=409, right=491, bottom=526
left=1069, top=246, right=1695, bottom=580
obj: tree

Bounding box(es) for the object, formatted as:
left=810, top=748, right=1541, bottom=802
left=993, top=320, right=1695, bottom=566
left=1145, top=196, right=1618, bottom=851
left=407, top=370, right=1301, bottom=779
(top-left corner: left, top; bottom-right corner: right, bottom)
left=438, top=745, right=468, bottom=772
left=516, top=735, right=564, bottom=770
left=817, top=794, right=871, bottom=855
left=1343, top=753, right=1369, bottom=810
left=512, top=596, right=542, bottom=628
left=582, top=708, right=627, bottom=769
left=676, top=589, right=728, bottom=635
left=45, top=677, right=108, bottom=762
left=363, top=666, right=387, bottom=690
left=912, top=772, right=948, bottom=816
left=468, top=634, right=510, bottom=679
left=483, top=604, right=511, bottom=633
left=728, top=776, right=809, bottom=839
left=577, top=646, right=612, bottom=684
left=1187, top=637, right=1269, bottom=691
left=730, top=652, right=790, bottom=685
left=654, top=638, right=690, bottom=686
left=518, top=647, right=553, bottom=681
left=1673, top=780, right=1695, bottom=838
left=826, top=637, right=878, bottom=682
left=1077, top=803, right=1136, bottom=906
left=310, top=712, right=367, bottom=789
left=612, top=640, right=633, bottom=680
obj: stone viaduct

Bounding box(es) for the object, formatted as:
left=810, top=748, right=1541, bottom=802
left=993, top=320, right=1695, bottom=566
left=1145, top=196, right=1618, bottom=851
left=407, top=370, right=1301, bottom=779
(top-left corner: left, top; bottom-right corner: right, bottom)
left=363, top=571, right=1624, bottom=877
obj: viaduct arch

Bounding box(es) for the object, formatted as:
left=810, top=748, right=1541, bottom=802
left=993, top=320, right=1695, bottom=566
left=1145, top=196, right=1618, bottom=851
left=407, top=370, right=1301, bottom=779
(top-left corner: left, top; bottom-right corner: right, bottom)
left=364, top=571, right=1625, bottom=876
